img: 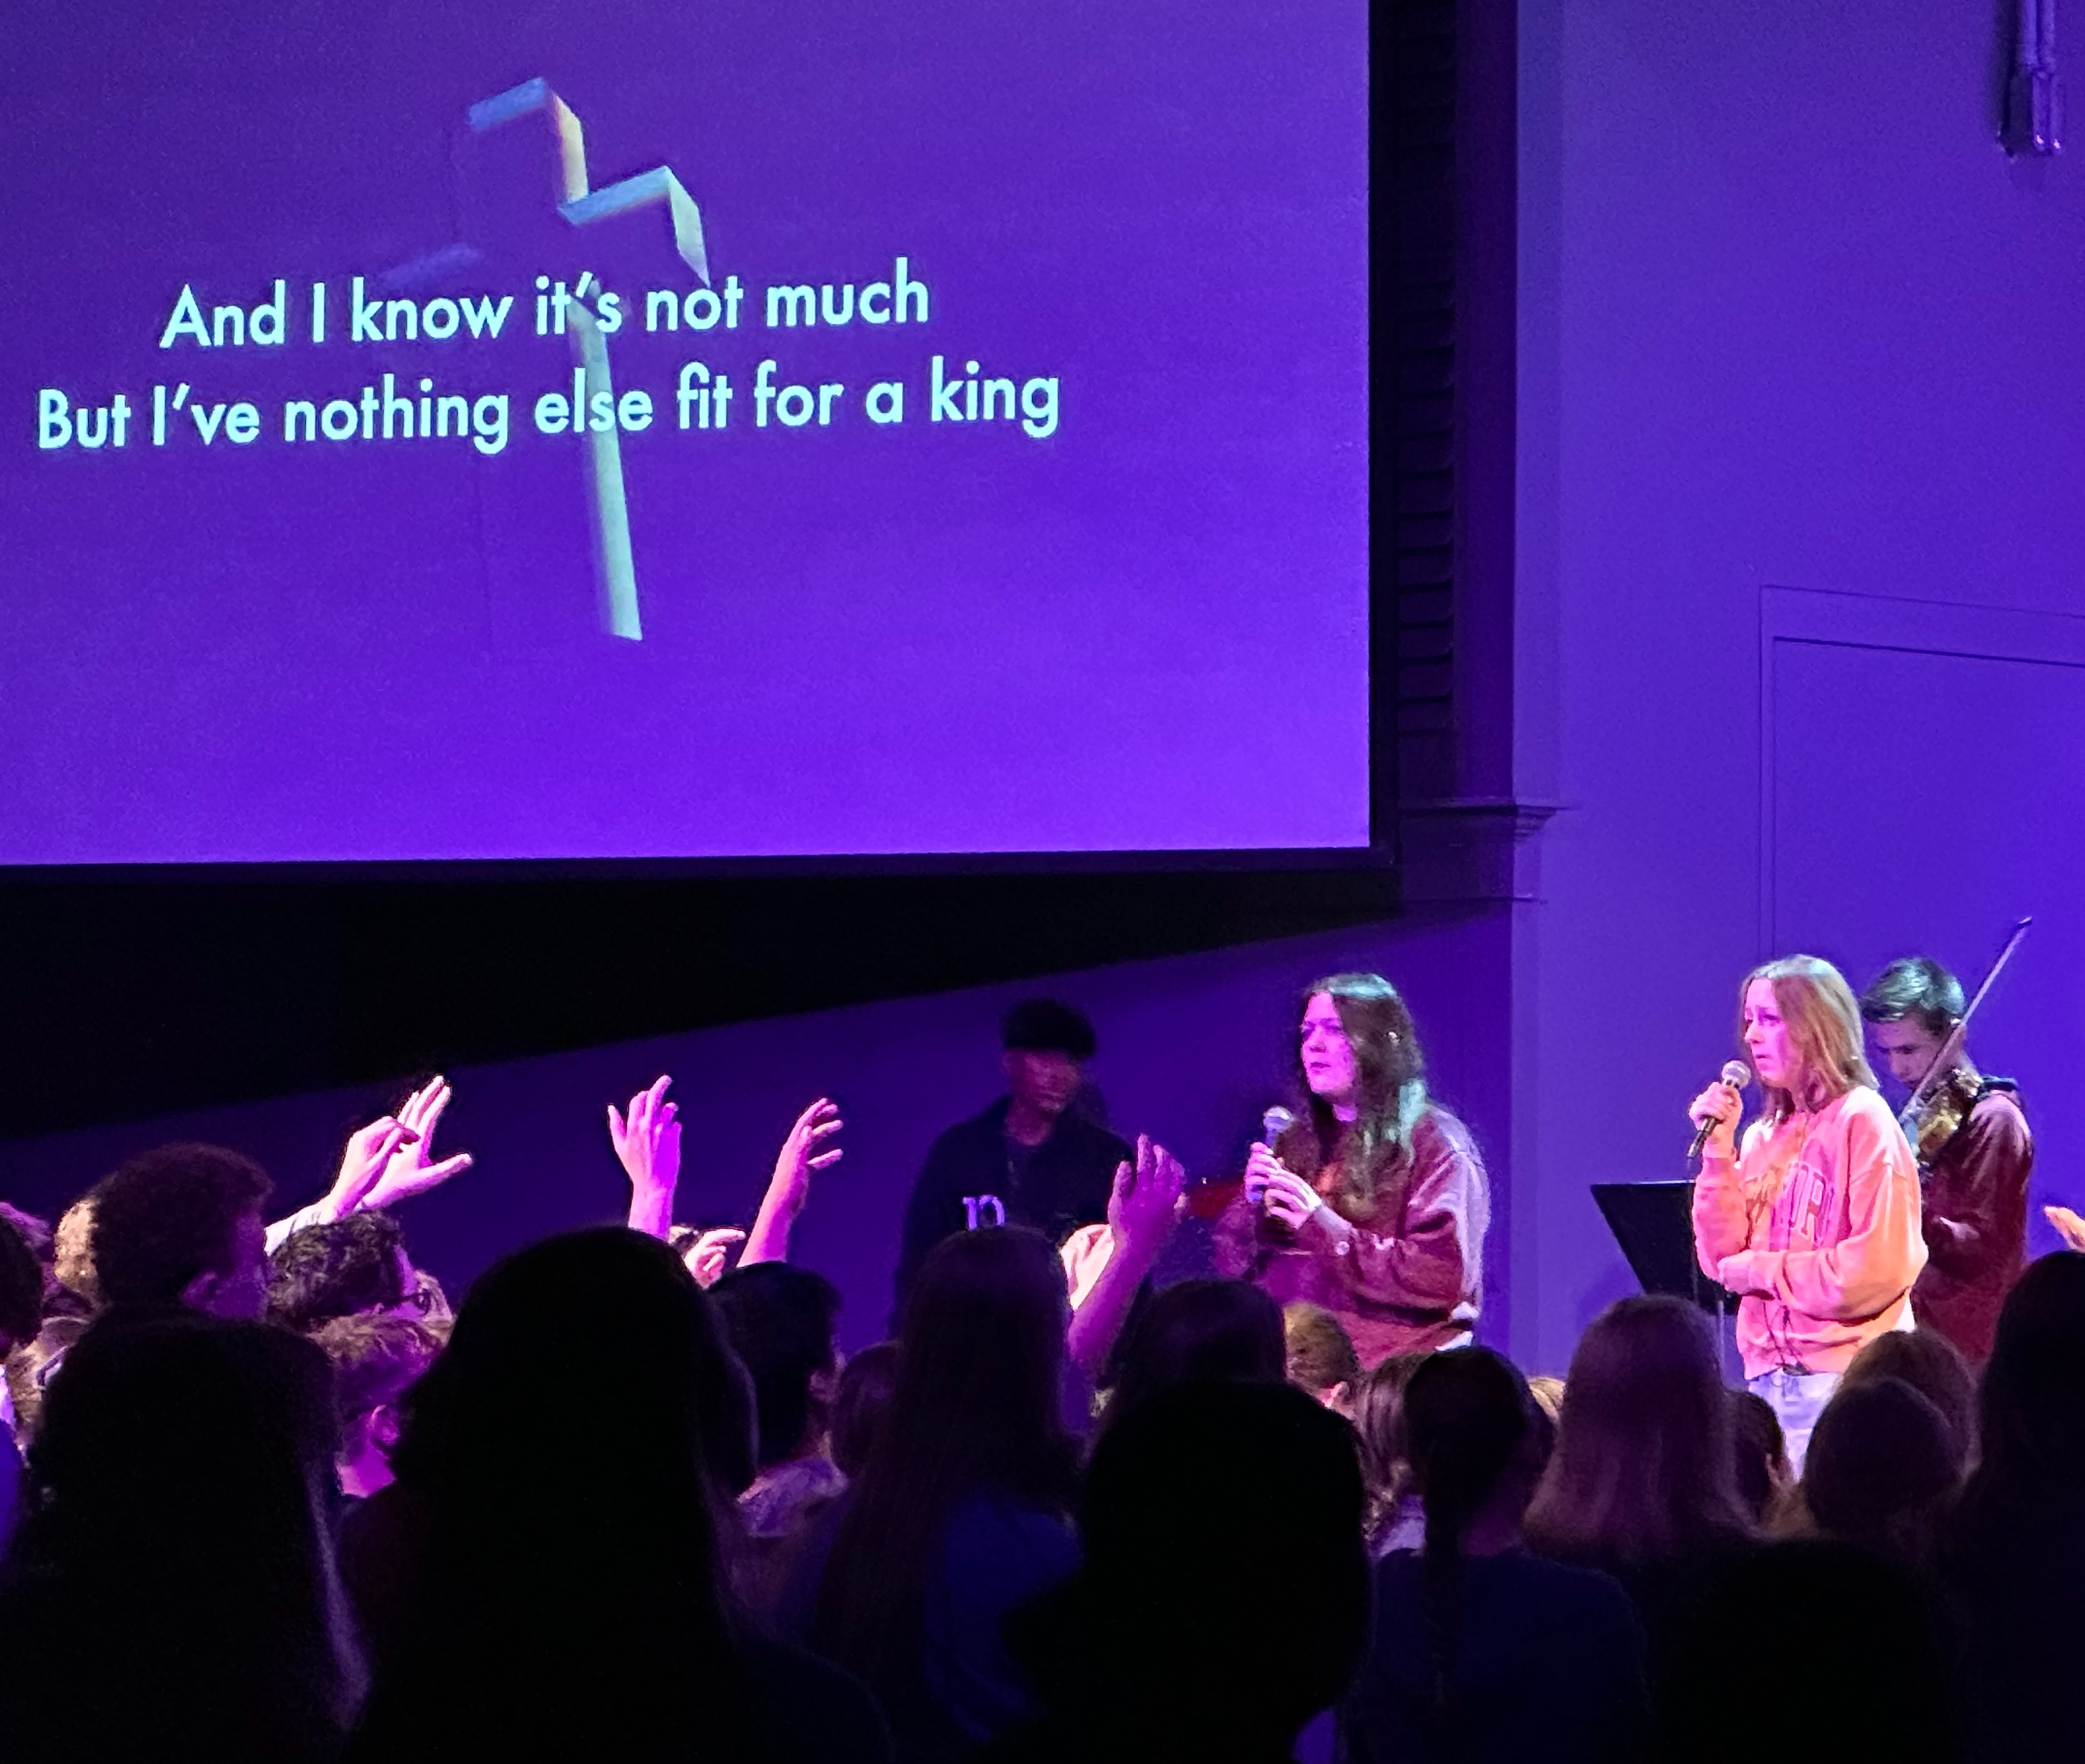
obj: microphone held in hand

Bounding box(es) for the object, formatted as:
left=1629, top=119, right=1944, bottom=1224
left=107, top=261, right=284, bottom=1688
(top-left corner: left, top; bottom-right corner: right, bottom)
left=1688, top=1061, right=1752, bottom=1159
left=1261, top=1105, right=1297, bottom=1149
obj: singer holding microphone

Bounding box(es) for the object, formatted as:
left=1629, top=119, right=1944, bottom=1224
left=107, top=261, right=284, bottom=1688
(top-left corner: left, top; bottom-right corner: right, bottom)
left=1213, top=973, right=1489, bottom=1365
left=1688, top=955, right=1926, bottom=1472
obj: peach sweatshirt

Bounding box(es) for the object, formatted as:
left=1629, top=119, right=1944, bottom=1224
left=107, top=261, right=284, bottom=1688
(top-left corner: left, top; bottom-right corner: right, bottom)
left=1691, top=1086, right=1926, bottom=1381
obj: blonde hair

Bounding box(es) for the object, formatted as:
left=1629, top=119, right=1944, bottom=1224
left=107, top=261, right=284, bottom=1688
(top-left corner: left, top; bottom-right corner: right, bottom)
left=1740, top=954, right=1876, bottom=1122
left=1526, top=1375, right=1566, bottom=1425
left=1282, top=1302, right=1360, bottom=1399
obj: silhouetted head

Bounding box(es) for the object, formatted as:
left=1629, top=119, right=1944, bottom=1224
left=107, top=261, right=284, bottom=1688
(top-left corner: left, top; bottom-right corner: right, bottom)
left=1403, top=1347, right=1541, bottom=1557
left=1841, top=1326, right=1976, bottom=1466
left=402, top=1225, right=749, bottom=1535
left=89, top=1144, right=273, bottom=1317
left=1353, top=1351, right=1428, bottom=1539
left=1804, top=1377, right=1960, bottom=1567
left=1526, top=1295, right=1750, bottom=1564
left=1665, top=1542, right=1952, bottom=1763
left=813, top=1227, right=1077, bottom=1699
left=1978, top=1250, right=2085, bottom=1486
left=828, top=1338, right=900, bottom=1479
left=0, top=1308, right=356, bottom=1763
left=1106, top=1277, right=1284, bottom=1428
left=359, top=1227, right=751, bottom=1757
left=893, top=1224, right=1070, bottom=1459
left=708, top=1261, right=843, bottom=1469
left=1057, top=1380, right=1368, bottom=1755
left=1729, top=1389, right=1789, bottom=1524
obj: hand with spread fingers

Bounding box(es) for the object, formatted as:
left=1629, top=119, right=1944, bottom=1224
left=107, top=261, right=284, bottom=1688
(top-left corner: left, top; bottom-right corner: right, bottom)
left=1109, top=1133, right=1187, bottom=1260
left=324, top=1113, right=419, bottom=1221
left=610, top=1075, right=682, bottom=1239
left=363, top=1076, right=475, bottom=1210
left=742, top=1097, right=843, bottom=1265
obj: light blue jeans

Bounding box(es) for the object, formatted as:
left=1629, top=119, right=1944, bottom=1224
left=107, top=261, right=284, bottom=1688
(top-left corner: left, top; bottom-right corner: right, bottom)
left=1747, top=1366, right=1840, bottom=1475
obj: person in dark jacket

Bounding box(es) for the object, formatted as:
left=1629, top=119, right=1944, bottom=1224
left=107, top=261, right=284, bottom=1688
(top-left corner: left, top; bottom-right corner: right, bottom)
left=892, top=1001, right=1128, bottom=1324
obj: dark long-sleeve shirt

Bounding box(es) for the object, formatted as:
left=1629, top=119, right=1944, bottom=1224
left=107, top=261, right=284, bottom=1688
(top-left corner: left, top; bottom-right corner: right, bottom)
left=892, top=1100, right=1128, bottom=1326
left=1913, top=1084, right=2032, bottom=1365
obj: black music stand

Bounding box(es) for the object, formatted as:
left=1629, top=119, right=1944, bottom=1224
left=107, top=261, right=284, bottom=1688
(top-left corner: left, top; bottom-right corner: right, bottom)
left=1592, top=1182, right=1735, bottom=1314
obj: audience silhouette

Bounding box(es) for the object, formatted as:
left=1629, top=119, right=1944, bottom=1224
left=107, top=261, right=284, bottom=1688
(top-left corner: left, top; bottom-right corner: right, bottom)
left=345, top=1226, right=887, bottom=1763
left=4, top=1100, right=2083, bottom=1764
left=1342, top=1347, right=1648, bottom=1763
left=809, top=1227, right=1081, bottom=1762
left=0, top=1309, right=358, bottom=1763
left=991, top=1379, right=1368, bottom=1764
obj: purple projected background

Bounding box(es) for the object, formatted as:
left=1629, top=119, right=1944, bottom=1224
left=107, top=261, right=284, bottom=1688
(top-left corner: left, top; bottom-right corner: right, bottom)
left=1, top=1, right=1368, bottom=863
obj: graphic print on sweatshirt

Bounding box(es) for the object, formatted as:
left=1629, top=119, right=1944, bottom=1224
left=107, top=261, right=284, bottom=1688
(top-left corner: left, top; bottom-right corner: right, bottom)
left=1762, top=1148, right=1837, bottom=1253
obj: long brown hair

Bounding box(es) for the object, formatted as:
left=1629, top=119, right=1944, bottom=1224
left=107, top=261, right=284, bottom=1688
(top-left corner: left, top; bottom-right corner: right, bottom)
left=1524, top=1296, right=1752, bottom=1566
left=810, top=1227, right=1078, bottom=1711
left=1740, top=954, right=1877, bottom=1124
left=1298, top=972, right=1430, bottom=1217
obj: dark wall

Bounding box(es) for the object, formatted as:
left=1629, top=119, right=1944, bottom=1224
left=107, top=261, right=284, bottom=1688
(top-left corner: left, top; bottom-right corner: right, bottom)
left=0, top=860, right=1397, bottom=1141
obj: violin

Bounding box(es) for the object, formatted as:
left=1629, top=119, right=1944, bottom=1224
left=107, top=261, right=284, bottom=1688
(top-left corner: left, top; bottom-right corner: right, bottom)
left=1897, top=918, right=2030, bottom=1175
left=1905, top=1063, right=1986, bottom=1171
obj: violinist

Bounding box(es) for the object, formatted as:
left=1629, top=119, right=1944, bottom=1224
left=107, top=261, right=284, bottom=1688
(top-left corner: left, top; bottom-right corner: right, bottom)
left=1860, top=957, right=2033, bottom=1365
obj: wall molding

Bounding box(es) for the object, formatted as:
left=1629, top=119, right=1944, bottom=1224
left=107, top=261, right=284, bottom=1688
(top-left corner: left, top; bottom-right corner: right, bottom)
left=1757, top=583, right=2085, bottom=945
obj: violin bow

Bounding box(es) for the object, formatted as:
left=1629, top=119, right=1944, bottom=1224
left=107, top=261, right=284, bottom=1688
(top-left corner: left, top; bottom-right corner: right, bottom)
left=1898, top=915, right=2032, bottom=1138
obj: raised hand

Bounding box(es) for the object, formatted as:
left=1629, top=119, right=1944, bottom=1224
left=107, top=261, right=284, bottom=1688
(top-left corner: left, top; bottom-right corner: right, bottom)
left=769, top=1098, right=844, bottom=1223
left=362, top=1076, right=475, bottom=1210
left=1069, top=1134, right=1187, bottom=1376
left=1108, top=1134, right=1187, bottom=1259
left=610, top=1075, right=682, bottom=1239
left=2046, top=1204, right=2085, bottom=1253
left=682, top=1226, right=747, bottom=1288
left=740, top=1097, right=843, bottom=1266
left=325, top=1114, right=420, bottom=1220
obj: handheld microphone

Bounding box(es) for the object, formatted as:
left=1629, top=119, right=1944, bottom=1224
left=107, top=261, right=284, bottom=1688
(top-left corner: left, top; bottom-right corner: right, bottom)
left=1246, top=1107, right=1297, bottom=1223
left=1687, top=1061, right=1752, bottom=1159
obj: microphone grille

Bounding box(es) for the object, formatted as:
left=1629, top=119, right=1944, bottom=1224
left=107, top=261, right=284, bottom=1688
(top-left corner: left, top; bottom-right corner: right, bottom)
left=1262, top=1105, right=1297, bottom=1144
left=1720, top=1059, right=1752, bottom=1089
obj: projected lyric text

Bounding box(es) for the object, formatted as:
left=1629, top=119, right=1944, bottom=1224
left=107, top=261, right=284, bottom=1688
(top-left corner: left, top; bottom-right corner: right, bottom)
left=33, top=257, right=1063, bottom=460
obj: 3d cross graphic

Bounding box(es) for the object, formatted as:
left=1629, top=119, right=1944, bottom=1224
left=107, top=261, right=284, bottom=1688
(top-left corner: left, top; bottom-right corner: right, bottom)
left=464, top=78, right=711, bottom=640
